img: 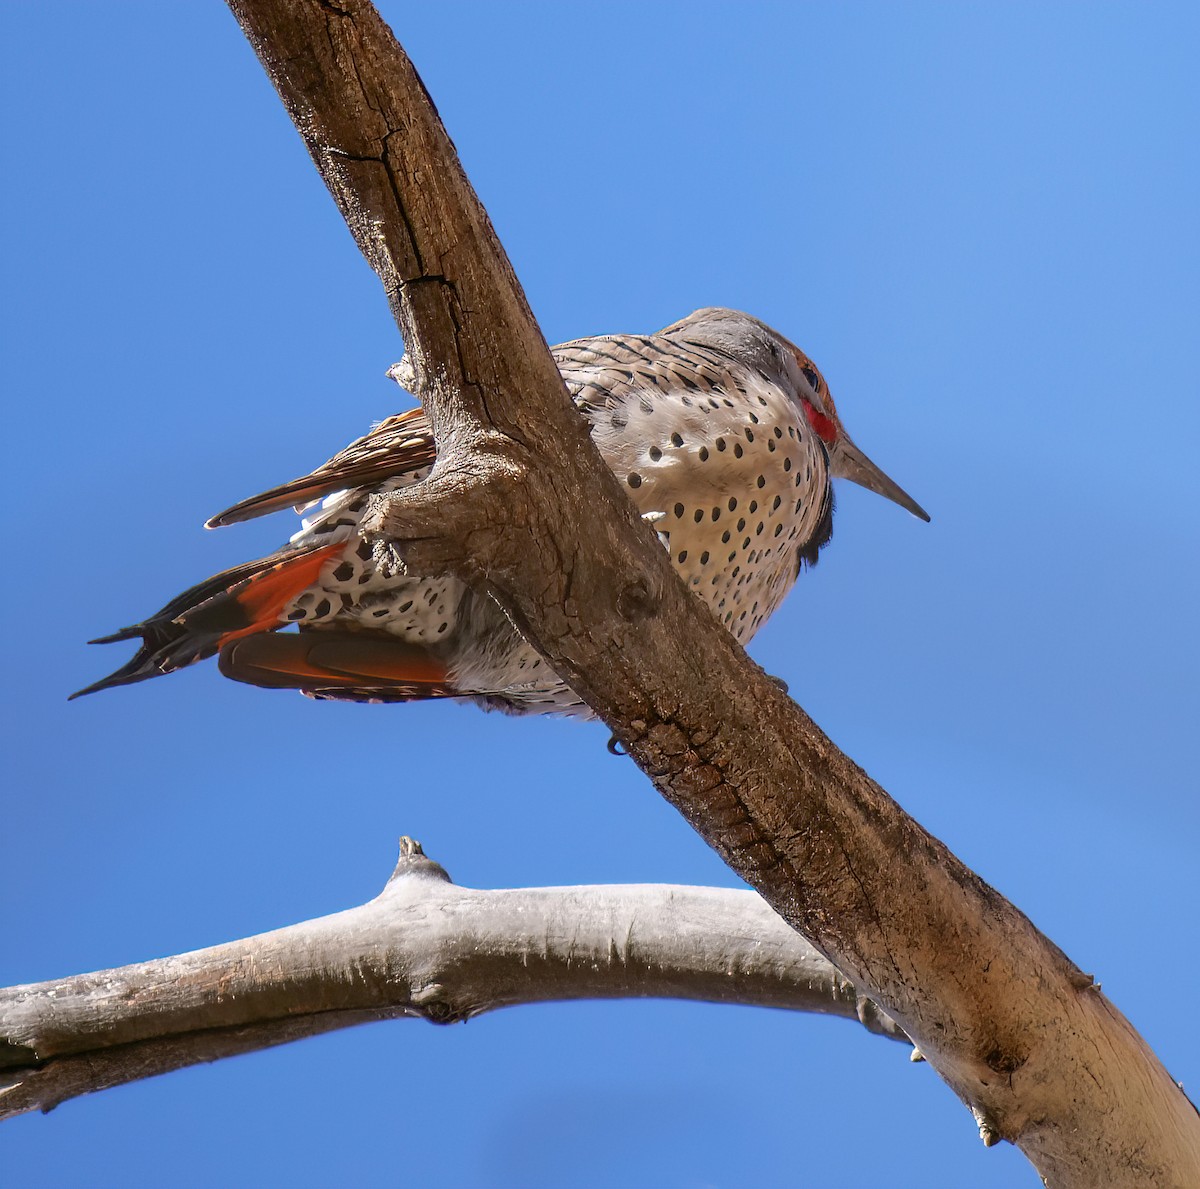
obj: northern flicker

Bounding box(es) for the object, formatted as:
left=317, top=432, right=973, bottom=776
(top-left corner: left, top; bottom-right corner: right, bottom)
left=74, top=308, right=928, bottom=713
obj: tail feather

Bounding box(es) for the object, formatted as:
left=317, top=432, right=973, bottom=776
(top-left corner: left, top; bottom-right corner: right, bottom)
left=70, top=542, right=345, bottom=700
left=218, top=630, right=455, bottom=703
left=87, top=625, right=147, bottom=646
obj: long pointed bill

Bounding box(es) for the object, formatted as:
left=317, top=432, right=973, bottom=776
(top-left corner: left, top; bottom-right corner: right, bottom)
left=832, top=437, right=930, bottom=522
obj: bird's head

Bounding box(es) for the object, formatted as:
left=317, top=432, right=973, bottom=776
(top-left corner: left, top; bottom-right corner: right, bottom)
left=783, top=344, right=930, bottom=523
left=664, top=308, right=929, bottom=523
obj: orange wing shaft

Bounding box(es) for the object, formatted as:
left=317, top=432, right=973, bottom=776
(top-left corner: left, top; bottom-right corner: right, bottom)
left=214, top=540, right=347, bottom=647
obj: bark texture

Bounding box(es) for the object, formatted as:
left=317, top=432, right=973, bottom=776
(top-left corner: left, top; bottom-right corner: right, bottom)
left=0, top=841, right=904, bottom=1119
left=24, top=1, right=1195, bottom=1183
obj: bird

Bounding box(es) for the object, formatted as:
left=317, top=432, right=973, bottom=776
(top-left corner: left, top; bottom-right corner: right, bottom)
left=73, top=308, right=928, bottom=714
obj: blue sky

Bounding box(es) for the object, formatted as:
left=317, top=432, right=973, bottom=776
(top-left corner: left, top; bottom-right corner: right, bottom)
left=3, top=3, right=1197, bottom=1186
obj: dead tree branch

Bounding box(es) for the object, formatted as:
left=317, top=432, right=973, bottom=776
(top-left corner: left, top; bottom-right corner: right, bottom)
left=20, top=0, right=1186, bottom=1183
left=0, top=840, right=904, bottom=1119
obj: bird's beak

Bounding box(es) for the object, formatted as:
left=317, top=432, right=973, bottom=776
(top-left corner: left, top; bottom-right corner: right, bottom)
left=831, top=436, right=930, bottom=522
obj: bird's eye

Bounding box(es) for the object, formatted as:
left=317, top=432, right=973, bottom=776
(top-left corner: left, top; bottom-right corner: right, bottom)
left=801, top=365, right=821, bottom=393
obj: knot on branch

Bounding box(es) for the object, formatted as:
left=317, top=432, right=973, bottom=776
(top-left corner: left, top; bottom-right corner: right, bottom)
left=411, top=984, right=465, bottom=1026
left=357, top=434, right=529, bottom=573
left=358, top=482, right=471, bottom=578
left=616, top=578, right=660, bottom=622
left=983, top=1045, right=1027, bottom=1077
left=416, top=1001, right=464, bottom=1026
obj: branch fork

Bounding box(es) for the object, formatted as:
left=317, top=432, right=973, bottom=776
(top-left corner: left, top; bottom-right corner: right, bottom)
left=12, top=1, right=1191, bottom=1181
left=215, top=6, right=1200, bottom=1176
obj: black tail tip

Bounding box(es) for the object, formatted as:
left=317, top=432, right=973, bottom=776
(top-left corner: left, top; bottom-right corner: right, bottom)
left=71, top=625, right=151, bottom=697
left=71, top=625, right=165, bottom=700
left=68, top=679, right=107, bottom=701
left=68, top=664, right=164, bottom=702
left=87, top=626, right=143, bottom=646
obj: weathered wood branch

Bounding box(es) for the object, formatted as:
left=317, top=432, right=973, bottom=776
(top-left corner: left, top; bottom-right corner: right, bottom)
left=0, top=840, right=904, bottom=1120
left=66, top=1, right=1193, bottom=1183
